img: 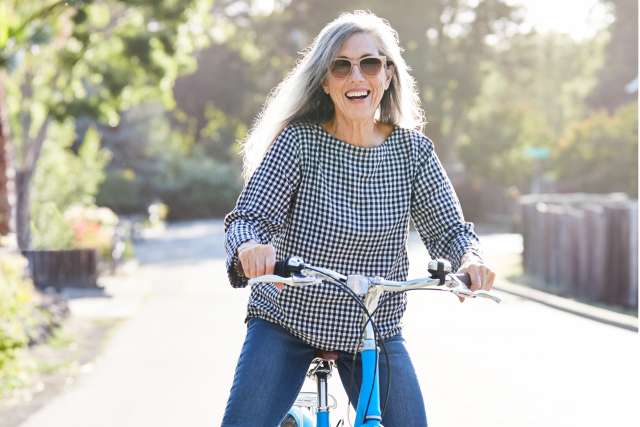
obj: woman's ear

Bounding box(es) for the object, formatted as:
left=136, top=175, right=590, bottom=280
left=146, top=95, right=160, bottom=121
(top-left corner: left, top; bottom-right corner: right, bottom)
left=321, top=78, right=330, bottom=95
left=385, top=64, right=394, bottom=90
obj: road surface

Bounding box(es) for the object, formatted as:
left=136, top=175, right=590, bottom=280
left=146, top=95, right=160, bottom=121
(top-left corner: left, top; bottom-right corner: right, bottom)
left=18, top=220, right=639, bottom=427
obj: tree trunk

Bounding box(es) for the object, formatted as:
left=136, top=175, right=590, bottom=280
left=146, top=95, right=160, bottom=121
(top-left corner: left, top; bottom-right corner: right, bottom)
left=15, top=168, right=33, bottom=250
left=15, top=115, right=51, bottom=251
left=0, top=77, right=12, bottom=236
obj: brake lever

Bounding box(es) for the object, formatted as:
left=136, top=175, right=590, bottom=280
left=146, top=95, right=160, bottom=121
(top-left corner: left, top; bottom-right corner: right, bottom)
left=247, top=275, right=321, bottom=286
left=449, top=276, right=502, bottom=303
left=470, top=291, right=501, bottom=303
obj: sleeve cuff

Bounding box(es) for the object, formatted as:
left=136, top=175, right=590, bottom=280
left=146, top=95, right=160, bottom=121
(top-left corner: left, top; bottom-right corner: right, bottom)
left=225, top=222, right=261, bottom=288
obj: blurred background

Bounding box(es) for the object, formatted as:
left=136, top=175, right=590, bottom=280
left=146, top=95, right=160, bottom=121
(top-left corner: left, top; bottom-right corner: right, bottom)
left=0, top=0, right=636, bottom=234
left=0, top=1, right=637, bottom=426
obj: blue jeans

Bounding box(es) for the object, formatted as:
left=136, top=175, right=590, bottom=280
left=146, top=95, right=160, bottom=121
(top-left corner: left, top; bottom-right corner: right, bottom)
left=221, top=318, right=428, bottom=427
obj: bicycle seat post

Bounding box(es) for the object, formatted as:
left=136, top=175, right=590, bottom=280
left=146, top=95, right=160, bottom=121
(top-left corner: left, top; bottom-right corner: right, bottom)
left=309, top=358, right=334, bottom=426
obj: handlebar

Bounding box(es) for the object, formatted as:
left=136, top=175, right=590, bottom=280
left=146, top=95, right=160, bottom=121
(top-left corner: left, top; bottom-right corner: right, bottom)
left=249, top=257, right=501, bottom=303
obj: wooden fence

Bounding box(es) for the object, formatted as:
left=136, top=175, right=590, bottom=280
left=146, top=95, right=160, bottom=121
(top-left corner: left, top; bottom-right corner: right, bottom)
left=520, top=193, right=638, bottom=309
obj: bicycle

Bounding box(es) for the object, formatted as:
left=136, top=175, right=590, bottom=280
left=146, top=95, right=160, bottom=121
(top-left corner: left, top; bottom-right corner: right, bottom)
left=248, top=256, right=501, bottom=427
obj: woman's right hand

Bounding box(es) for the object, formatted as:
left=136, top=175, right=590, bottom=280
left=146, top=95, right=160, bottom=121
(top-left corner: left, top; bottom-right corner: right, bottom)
left=237, top=240, right=276, bottom=278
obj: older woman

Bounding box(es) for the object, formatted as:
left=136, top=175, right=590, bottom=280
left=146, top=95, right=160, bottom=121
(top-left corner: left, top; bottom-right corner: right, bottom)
left=222, top=10, right=495, bottom=427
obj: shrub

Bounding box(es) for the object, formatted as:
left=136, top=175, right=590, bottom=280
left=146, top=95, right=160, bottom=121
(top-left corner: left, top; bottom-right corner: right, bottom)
left=0, top=254, right=36, bottom=396
left=552, top=102, right=638, bottom=196
left=96, top=169, right=149, bottom=215
left=156, top=153, right=243, bottom=219
left=31, top=121, right=111, bottom=248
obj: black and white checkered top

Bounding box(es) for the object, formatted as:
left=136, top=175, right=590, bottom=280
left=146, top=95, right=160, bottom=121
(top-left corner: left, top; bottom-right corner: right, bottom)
left=224, top=122, right=481, bottom=352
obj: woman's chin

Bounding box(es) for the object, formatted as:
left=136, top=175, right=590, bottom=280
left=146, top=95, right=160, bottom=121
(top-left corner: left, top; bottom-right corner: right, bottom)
left=338, top=109, right=376, bottom=123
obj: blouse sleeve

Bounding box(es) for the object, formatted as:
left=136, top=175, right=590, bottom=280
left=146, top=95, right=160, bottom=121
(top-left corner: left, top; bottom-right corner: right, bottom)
left=410, top=135, right=482, bottom=272
left=224, top=126, right=301, bottom=287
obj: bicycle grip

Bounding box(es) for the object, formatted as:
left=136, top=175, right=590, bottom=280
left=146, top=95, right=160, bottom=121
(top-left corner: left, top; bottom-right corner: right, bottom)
left=455, top=272, right=472, bottom=288
left=274, top=260, right=291, bottom=277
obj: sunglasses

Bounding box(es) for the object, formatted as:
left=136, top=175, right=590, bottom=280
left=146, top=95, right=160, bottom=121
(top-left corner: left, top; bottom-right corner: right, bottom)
left=329, top=56, right=389, bottom=79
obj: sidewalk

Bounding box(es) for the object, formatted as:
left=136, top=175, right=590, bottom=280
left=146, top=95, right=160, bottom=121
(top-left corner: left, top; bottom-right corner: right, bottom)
left=0, top=262, right=151, bottom=427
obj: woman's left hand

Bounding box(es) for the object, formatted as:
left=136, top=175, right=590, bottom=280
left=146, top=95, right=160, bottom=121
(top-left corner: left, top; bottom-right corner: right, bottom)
left=456, top=253, right=496, bottom=302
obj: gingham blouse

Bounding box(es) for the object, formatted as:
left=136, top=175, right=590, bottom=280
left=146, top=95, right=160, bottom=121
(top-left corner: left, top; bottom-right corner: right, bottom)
left=224, top=122, right=481, bottom=352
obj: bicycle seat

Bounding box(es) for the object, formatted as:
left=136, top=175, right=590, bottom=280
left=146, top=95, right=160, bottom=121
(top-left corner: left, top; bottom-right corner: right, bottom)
left=315, top=350, right=339, bottom=361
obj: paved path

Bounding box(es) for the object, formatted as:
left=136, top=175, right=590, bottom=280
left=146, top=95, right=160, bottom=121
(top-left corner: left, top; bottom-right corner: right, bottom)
left=19, top=220, right=639, bottom=427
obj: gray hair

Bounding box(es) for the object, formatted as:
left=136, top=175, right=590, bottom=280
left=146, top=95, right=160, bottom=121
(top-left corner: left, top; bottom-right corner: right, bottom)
left=242, top=10, right=425, bottom=178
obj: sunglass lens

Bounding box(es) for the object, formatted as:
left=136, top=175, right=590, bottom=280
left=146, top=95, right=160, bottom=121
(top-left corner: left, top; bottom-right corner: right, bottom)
left=360, top=57, right=383, bottom=75
left=331, top=59, right=351, bottom=78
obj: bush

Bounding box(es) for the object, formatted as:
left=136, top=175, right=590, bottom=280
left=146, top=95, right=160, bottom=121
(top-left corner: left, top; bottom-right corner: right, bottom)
left=98, top=152, right=243, bottom=219
left=64, top=204, right=119, bottom=261
left=95, top=104, right=245, bottom=219
left=552, top=102, right=638, bottom=196
left=0, top=253, right=71, bottom=397
left=31, top=121, right=111, bottom=248
left=96, top=169, right=149, bottom=215
left=0, top=254, right=36, bottom=396
left=157, top=153, right=243, bottom=219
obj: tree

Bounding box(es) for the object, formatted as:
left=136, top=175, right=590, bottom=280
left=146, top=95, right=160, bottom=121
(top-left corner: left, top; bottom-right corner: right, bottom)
left=588, top=0, right=637, bottom=112
left=1, top=0, right=214, bottom=249
left=552, top=103, right=637, bottom=196
left=459, top=31, right=607, bottom=192
left=0, top=82, right=10, bottom=235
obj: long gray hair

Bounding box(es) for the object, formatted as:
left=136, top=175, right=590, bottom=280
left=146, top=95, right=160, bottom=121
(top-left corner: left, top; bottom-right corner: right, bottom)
left=242, top=10, right=425, bottom=178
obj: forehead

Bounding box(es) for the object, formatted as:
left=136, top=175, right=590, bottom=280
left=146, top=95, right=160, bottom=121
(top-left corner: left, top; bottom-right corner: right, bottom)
left=336, top=32, right=382, bottom=58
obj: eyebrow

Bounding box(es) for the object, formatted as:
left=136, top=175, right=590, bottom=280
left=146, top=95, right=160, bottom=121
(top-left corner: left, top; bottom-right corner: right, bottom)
left=335, top=52, right=380, bottom=59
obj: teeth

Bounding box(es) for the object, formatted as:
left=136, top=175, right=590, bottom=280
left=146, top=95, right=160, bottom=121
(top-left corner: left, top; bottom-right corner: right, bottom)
left=346, top=90, right=368, bottom=97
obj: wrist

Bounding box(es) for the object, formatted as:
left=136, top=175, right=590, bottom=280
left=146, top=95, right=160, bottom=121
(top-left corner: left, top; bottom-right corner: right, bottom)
left=460, top=252, right=483, bottom=266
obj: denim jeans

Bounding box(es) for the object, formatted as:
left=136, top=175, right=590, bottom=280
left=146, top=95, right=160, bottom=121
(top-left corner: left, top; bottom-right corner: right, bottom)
left=221, top=318, right=428, bottom=427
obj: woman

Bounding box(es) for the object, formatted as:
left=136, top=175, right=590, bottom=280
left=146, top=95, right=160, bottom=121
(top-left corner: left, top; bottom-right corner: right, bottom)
left=222, top=10, right=495, bottom=427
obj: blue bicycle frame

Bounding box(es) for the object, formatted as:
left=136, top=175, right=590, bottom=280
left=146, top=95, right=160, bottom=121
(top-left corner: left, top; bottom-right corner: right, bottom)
left=353, top=320, right=383, bottom=426
left=284, top=317, right=382, bottom=427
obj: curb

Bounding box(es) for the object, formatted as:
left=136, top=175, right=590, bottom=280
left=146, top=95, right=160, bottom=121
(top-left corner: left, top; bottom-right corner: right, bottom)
left=494, top=280, right=638, bottom=332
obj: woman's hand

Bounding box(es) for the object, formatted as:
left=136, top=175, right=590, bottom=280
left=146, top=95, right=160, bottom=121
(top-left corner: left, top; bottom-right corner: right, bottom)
left=237, top=240, right=284, bottom=289
left=237, top=240, right=276, bottom=277
left=456, top=253, right=496, bottom=302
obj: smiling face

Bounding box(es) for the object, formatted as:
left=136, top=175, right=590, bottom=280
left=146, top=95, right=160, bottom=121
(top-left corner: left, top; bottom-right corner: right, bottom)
left=322, top=32, right=393, bottom=125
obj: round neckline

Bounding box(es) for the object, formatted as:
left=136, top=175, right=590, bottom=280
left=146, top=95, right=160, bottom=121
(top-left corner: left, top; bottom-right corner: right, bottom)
left=314, top=123, right=398, bottom=151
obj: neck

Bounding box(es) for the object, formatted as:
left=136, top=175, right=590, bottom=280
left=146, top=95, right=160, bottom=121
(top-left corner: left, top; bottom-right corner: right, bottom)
left=326, top=116, right=379, bottom=148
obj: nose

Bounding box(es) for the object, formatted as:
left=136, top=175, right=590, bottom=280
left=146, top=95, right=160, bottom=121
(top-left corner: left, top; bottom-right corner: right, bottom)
left=349, top=63, right=366, bottom=81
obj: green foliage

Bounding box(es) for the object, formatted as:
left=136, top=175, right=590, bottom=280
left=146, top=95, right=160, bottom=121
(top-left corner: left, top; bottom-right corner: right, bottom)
left=460, top=103, right=553, bottom=189
left=98, top=145, right=243, bottom=219
left=97, top=103, right=244, bottom=218
left=0, top=254, right=36, bottom=396
left=32, top=123, right=110, bottom=213
left=30, top=121, right=111, bottom=249
left=552, top=103, right=637, bottom=196
left=2, top=0, right=215, bottom=119
left=459, top=31, right=606, bottom=192
left=155, top=151, right=243, bottom=219
left=96, top=169, right=146, bottom=215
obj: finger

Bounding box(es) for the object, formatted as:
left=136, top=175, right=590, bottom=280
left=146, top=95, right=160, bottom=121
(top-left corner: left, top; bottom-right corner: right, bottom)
left=484, top=271, right=496, bottom=291
left=249, top=256, right=260, bottom=278
left=477, top=267, right=491, bottom=291
left=276, top=282, right=284, bottom=290
left=256, top=256, right=267, bottom=277
left=265, top=251, right=276, bottom=275
left=469, top=268, right=482, bottom=291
